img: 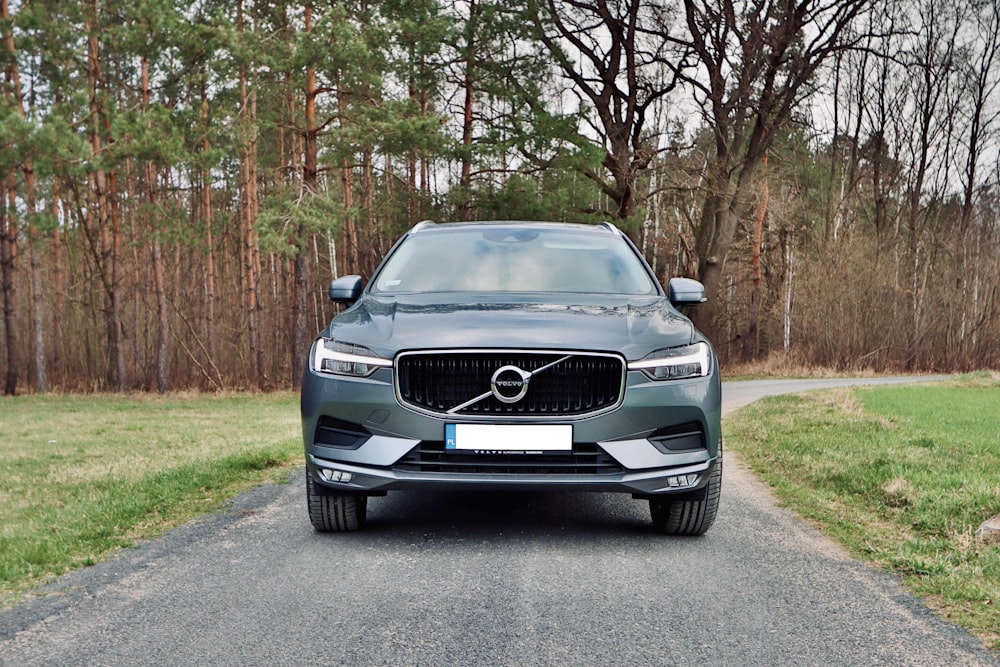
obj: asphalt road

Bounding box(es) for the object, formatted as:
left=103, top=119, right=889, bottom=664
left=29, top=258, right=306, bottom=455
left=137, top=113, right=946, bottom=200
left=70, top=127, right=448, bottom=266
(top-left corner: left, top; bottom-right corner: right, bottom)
left=1, top=377, right=996, bottom=666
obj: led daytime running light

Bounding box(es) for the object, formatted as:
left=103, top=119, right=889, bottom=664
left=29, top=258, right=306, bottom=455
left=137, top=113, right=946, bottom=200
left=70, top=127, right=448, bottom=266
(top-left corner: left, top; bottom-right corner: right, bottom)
left=312, top=340, right=392, bottom=378
left=628, top=342, right=710, bottom=380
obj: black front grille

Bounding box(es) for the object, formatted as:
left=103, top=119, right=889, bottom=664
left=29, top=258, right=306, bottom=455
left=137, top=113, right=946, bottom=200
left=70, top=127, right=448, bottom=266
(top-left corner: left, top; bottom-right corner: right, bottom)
left=393, top=441, right=624, bottom=475
left=396, top=351, right=624, bottom=417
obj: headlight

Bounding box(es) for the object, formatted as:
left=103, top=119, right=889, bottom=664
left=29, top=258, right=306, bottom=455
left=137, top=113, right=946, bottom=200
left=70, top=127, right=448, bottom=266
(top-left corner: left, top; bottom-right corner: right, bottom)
left=311, top=339, right=392, bottom=378
left=628, top=342, right=711, bottom=380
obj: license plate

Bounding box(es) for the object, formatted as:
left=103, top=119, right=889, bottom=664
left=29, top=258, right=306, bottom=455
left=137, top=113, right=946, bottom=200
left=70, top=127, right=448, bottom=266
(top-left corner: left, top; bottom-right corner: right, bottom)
left=445, top=424, right=572, bottom=453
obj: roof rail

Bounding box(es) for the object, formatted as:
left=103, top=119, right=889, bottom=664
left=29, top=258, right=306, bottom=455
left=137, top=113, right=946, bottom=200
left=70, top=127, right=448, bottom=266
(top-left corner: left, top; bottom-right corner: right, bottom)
left=598, top=221, right=621, bottom=235
left=411, top=219, right=436, bottom=232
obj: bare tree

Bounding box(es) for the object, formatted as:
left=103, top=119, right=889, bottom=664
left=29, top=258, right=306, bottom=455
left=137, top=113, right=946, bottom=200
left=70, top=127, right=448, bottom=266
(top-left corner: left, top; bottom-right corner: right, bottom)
left=672, top=0, right=871, bottom=333
left=954, top=0, right=1000, bottom=363
left=897, top=0, right=963, bottom=366
left=532, top=0, right=688, bottom=223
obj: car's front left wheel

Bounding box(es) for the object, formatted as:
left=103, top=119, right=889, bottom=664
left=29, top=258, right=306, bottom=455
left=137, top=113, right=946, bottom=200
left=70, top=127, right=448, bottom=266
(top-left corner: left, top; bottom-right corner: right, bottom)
left=649, top=453, right=722, bottom=536
left=306, top=474, right=367, bottom=531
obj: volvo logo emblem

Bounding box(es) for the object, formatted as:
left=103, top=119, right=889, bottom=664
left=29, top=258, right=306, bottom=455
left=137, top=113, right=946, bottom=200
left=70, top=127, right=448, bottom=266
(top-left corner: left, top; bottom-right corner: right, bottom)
left=491, top=365, right=531, bottom=403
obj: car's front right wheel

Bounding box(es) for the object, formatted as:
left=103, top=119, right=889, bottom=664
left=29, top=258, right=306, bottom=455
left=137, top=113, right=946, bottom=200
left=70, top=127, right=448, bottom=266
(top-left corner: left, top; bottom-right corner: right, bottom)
left=306, top=474, right=367, bottom=532
left=649, top=453, right=722, bottom=536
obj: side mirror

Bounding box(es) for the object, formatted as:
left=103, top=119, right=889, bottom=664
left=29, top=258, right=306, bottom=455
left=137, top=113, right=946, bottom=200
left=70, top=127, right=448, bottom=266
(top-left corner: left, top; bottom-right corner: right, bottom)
left=329, top=275, right=363, bottom=304
left=667, top=277, right=707, bottom=307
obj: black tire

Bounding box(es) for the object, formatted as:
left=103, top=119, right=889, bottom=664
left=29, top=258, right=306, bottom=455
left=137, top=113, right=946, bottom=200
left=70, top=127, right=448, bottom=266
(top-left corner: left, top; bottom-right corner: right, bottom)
left=649, top=454, right=722, bottom=536
left=306, top=474, right=367, bottom=532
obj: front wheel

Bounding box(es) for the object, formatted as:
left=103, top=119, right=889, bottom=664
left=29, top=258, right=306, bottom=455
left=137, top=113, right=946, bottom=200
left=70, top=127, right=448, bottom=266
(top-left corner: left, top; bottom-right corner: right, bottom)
left=306, top=474, right=367, bottom=532
left=649, top=454, right=722, bottom=536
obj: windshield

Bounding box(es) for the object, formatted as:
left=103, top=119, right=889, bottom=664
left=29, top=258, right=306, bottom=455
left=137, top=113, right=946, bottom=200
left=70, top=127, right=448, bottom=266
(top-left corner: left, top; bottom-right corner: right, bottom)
left=372, top=226, right=657, bottom=295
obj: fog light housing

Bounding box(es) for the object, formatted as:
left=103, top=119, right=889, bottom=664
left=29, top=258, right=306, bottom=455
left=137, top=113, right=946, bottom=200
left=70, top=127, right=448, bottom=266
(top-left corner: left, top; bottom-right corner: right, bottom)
left=318, top=468, right=353, bottom=484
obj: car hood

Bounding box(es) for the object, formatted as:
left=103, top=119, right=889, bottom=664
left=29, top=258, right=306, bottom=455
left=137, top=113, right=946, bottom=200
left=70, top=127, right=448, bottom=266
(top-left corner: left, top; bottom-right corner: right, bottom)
left=325, top=293, right=697, bottom=360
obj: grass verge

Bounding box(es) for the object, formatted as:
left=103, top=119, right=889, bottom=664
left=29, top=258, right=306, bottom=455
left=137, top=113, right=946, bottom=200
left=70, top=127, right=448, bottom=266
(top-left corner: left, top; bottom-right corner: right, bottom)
left=725, top=372, right=1000, bottom=648
left=0, top=391, right=301, bottom=609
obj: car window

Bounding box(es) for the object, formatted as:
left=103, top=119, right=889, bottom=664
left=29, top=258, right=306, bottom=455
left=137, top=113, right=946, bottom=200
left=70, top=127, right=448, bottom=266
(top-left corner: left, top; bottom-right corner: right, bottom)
left=373, top=227, right=656, bottom=295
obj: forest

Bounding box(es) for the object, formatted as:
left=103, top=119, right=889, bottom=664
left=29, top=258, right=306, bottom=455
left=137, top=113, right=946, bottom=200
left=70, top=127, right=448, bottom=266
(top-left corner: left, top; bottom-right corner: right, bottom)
left=1, top=0, right=998, bottom=394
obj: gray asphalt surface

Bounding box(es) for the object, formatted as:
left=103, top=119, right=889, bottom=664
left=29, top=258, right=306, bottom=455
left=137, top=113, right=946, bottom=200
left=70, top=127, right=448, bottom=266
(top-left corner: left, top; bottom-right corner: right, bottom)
left=1, top=377, right=996, bottom=666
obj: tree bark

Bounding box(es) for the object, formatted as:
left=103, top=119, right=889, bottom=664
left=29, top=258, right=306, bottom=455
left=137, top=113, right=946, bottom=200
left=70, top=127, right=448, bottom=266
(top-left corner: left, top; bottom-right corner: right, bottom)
left=0, top=178, right=16, bottom=395
left=748, top=150, right=769, bottom=359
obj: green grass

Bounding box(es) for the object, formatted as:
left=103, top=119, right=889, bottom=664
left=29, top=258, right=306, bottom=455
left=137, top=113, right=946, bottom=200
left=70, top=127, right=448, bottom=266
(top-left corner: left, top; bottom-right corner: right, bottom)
left=0, top=392, right=301, bottom=608
left=725, top=372, right=1000, bottom=648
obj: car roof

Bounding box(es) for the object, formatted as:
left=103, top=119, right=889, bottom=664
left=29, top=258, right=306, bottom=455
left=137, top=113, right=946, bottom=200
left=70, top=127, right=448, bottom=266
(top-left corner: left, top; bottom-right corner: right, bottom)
left=409, top=220, right=622, bottom=236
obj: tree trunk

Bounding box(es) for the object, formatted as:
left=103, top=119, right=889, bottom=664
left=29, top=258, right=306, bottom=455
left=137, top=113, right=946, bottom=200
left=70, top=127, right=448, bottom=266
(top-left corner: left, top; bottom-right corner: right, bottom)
left=458, top=0, right=477, bottom=219
left=51, top=190, right=64, bottom=386
left=748, top=150, right=769, bottom=359
left=200, top=81, right=217, bottom=383
left=407, top=70, right=419, bottom=225
left=783, top=232, right=793, bottom=351
left=337, top=71, right=358, bottom=275
left=151, top=235, right=169, bottom=391
left=28, top=227, right=46, bottom=392
left=0, top=178, right=16, bottom=395
left=108, top=172, right=127, bottom=392
left=361, top=147, right=376, bottom=272
left=244, top=97, right=263, bottom=389
left=691, top=167, right=744, bottom=333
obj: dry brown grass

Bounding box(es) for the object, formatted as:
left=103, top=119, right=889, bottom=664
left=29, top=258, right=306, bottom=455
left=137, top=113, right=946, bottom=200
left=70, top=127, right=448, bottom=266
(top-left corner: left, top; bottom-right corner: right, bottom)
left=882, top=477, right=914, bottom=508
left=723, top=349, right=881, bottom=379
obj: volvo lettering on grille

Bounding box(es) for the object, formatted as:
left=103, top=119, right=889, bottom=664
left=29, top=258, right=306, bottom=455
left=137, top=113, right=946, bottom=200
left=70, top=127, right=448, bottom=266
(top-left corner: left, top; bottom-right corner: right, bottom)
left=490, top=365, right=530, bottom=403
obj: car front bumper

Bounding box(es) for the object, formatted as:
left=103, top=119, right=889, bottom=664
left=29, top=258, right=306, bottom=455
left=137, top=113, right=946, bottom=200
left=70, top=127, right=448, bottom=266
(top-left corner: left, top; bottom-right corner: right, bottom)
left=301, top=364, right=722, bottom=497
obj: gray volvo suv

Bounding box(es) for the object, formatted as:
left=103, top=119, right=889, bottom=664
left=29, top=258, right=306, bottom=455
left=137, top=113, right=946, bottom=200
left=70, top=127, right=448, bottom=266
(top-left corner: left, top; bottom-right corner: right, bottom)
left=301, top=221, right=722, bottom=534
